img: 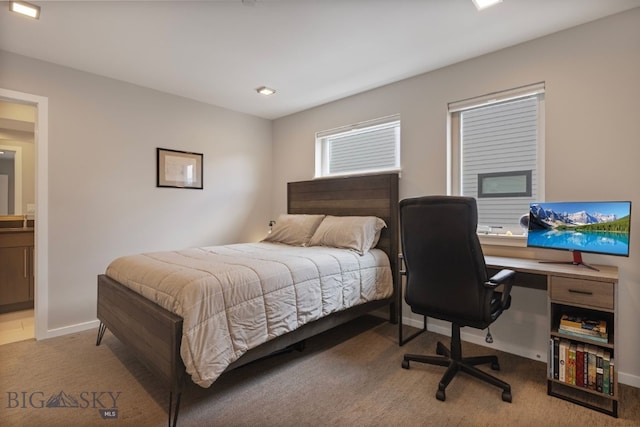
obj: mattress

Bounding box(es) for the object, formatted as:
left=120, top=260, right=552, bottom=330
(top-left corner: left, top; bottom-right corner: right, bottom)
left=105, top=242, right=393, bottom=387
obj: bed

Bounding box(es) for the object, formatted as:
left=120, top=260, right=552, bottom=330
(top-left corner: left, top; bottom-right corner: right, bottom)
left=96, top=173, right=399, bottom=426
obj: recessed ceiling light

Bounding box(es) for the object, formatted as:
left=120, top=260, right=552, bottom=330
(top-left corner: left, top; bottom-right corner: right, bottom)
left=10, top=1, right=41, bottom=19
left=472, top=0, right=502, bottom=11
left=256, top=86, right=276, bottom=96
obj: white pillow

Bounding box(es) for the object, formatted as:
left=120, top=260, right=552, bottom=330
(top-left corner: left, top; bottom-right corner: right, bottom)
left=262, top=214, right=325, bottom=246
left=308, top=215, right=387, bottom=255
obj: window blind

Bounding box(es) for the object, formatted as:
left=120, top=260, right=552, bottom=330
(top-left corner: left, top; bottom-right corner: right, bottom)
left=316, top=115, right=400, bottom=177
left=460, top=95, right=541, bottom=232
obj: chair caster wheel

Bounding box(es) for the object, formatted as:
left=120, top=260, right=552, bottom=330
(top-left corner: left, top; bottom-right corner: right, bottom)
left=401, top=359, right=410, bottom=369
left=436, top=389, right=446, bottom=401
left=502, top=391, right=512, bottom=403
left=491, top=362, right=500, bottom=371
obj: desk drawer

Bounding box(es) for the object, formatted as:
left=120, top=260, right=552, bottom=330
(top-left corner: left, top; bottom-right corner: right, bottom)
left=550, top=276, right=613, bottom=310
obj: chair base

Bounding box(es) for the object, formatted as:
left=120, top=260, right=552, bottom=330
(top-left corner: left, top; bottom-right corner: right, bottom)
left=402, top=325, right=512, bottom=403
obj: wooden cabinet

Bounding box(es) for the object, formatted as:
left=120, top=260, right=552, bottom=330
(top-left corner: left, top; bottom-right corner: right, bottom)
left=0, top=229, right=34, bottom=313
left=547, top=272, right=618, bottom=417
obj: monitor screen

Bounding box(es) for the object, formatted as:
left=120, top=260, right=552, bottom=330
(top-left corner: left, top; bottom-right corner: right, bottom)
left=527, top=201, right=631, bottom=258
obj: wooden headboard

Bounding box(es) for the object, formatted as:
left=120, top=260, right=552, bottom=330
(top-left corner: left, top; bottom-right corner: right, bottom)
left=287, top=173, right=400, bottom=300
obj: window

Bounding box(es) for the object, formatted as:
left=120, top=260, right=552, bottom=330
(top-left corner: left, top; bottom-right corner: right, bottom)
left=448, top=83, right=545, bottom=235
left=315, top=115, right=400, bottom=178
left=478, top=170, right=532, bottom=198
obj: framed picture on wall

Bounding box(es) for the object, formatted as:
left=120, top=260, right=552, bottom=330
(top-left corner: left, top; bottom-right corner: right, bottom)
left=157, top=148, right=203, bottom=189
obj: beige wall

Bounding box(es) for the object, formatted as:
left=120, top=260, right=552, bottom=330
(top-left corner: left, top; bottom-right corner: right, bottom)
left=272, top=9, right=640, bottom=386
left=0, top=50, right=273, bottom=331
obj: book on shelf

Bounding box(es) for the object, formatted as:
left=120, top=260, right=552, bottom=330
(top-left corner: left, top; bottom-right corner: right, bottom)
left=568, top=343, right=577, bottom=385
left=587, top=345, right=597, bottom=391
left=549, top=341, right=614, bottom=397
left=583, top=347, right=588, bottom=388
left=559, top=323, right=608, bottom=339
left=603, top=351, right=610, bottom=395
left=557, top=328, right=609, bottom=343
left=609, top=358, right=615, bottom=396
left=575, top=343, right=584, bottom=387
left=559, top=339, right=568, bottom=382
left=560, top=314, right=607, bottom=335
left=596, top=348, right=604, bottom=393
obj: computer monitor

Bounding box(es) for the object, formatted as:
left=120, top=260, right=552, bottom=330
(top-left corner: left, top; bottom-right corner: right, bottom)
left=527, top=201, right=631, bottom=271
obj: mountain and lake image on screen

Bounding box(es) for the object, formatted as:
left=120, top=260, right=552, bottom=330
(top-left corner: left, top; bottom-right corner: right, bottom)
left=527, top=201, right=631, bottom=263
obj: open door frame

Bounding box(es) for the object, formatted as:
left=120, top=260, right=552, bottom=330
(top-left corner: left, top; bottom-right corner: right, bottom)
left=0, top=87, right=49, bottom=340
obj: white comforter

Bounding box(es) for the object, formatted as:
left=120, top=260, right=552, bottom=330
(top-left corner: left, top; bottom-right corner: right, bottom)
left=105, top=242, right=393, bottom=387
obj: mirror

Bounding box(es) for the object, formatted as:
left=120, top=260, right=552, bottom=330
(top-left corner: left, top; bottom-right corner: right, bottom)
left=0, top=148, right=18, bottom=215
left=0, top=101, right=35, bottom=216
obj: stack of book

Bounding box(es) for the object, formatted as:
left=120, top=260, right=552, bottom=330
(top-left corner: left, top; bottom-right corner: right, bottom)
left=558, top=314, right=608, bottom=343
left=549, top=337, right=614, bottom=395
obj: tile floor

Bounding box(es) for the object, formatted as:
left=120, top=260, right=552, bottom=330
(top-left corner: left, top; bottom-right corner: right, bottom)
left=0, top=309, right=34, bottom=345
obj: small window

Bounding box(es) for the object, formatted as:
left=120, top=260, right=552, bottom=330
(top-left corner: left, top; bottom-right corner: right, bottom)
left=315, top=115, right=400, bottom=178
left=478, top=170, right=532, bottom=198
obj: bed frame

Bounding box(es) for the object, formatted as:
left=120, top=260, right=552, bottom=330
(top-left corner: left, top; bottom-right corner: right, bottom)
left=96, top=172, right=399, bottom=426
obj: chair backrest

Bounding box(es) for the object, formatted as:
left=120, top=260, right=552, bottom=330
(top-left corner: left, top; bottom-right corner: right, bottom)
left=400, top=196, right=492, bottom=326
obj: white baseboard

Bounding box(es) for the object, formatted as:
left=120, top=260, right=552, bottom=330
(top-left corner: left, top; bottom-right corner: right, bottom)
left=425, top=321, right=546, bottom=363
left=44, top=319, right=100, bottom=339
left=618, top=372, right=640, bottom=389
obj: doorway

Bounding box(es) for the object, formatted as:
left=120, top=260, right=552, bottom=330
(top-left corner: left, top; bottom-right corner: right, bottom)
left=0, top=102, right=34, bottom=344
left=0, top=88, right=49, bottom=342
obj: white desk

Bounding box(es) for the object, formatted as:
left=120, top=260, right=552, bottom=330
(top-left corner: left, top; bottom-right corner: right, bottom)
left=485, top=255, right=618, bottom=288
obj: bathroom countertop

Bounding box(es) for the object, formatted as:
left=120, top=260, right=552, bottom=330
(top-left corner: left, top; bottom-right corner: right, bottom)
left=0, top=227, right=34, bottom=233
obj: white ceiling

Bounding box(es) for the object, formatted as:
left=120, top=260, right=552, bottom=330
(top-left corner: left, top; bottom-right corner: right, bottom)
left=1, top=0, right=639, bottom=120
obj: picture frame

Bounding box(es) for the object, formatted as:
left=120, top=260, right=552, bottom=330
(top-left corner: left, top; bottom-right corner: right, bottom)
left=157, top=148, right=203, bottom=189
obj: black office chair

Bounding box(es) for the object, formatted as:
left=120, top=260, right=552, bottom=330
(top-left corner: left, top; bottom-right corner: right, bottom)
left=399, top=196, right=515, bottom=402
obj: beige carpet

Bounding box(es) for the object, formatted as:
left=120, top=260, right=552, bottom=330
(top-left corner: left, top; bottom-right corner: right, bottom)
left=1, top=316, right=639, bottom=427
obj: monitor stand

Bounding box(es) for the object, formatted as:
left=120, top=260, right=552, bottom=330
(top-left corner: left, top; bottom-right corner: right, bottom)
left=539, top=251, right=599, bottom=272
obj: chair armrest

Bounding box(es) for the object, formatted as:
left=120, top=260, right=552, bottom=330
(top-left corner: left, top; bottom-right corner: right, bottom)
left=485, top=269, right=515, bottom=308
left=484, top=269, right=515, bottom=318
left=485, top=269, right=515, bottom=288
